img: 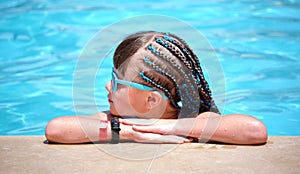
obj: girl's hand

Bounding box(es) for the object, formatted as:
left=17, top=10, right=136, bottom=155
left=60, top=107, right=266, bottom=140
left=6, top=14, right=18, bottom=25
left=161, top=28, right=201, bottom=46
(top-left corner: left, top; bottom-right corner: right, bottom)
left=119, top=121, right=191, bottom=144
left=120, top=119, right=183, bottom=136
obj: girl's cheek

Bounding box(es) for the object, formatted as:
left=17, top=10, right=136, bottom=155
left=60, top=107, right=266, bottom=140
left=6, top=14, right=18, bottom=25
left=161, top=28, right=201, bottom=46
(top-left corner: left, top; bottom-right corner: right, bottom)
left=128, top=89, right=148, bottom=114
left=112, top=88, right=136, bottom=116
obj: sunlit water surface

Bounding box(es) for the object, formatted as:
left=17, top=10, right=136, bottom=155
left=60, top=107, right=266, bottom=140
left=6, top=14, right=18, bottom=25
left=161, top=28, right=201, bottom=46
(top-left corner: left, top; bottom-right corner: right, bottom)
left=0, top=0, right=299, bottom=135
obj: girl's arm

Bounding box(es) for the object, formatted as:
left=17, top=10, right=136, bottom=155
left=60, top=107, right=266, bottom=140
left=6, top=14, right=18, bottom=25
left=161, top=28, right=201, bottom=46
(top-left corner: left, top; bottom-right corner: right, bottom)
left=45, top=113, right=108, bottom=143
left=45, top=112, right=190, bottom=144
left=122, top=112, right=268, bottom=145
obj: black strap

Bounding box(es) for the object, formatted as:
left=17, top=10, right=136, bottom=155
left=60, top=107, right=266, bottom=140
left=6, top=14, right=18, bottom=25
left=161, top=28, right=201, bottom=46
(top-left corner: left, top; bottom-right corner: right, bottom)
left=110, top=116, right=120, bottom=144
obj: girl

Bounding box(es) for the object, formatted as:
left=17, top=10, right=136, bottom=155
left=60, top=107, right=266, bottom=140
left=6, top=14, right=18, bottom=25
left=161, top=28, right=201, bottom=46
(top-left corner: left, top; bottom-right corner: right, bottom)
left=45, top=31, right=267, bottom=145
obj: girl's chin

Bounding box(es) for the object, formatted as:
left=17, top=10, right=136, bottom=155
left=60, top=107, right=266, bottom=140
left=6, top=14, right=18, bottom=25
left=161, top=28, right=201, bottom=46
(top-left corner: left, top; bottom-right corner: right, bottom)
left=109, top=107, right=119, bottom=116
left=109, top=106, right=127, bottom=116
left=110, top=105, right=141, bottom=117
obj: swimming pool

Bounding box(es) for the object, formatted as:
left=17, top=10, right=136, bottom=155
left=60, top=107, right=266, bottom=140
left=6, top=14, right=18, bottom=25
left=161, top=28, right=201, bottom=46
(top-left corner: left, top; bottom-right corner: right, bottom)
left=0, top=0, right=299, bottom=136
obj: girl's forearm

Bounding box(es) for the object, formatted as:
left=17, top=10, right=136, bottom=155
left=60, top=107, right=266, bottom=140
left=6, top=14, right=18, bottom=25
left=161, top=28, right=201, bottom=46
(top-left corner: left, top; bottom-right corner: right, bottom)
left=45, top=115, right=112, bottom=144
left=45, top=116, right=91, bottom=143
left=175, top=112, right=268, bottom=145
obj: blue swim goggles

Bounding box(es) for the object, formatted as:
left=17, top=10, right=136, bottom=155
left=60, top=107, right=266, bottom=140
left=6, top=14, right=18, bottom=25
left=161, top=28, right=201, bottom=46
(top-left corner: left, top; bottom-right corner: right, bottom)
left=111, top=69, right=168, bottom=99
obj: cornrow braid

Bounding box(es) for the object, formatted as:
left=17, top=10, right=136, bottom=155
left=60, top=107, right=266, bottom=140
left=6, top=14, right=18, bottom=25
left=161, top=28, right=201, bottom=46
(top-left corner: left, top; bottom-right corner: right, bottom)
left=162, top=35, right=199, bottom=81
left=146, top=42, right=200, bottom=115
left=146, top=33, right=219, bottom=115
left=113, top=31, right=220, bottom=117
left=166, top=33, right=219, bottom=114
left=143, top=57, right=182, bottom=108
left=139, top=71, right=180, bottom=108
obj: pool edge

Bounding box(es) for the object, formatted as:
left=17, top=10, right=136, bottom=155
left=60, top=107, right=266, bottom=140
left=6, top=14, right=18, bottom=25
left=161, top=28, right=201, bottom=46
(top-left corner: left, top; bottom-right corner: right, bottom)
left=1, top=136, right=299, bottom=173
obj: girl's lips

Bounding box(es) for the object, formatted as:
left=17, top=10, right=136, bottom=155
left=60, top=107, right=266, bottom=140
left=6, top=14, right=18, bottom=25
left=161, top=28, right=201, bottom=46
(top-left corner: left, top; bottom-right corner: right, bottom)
left=108, top=95, right=113, bottom=103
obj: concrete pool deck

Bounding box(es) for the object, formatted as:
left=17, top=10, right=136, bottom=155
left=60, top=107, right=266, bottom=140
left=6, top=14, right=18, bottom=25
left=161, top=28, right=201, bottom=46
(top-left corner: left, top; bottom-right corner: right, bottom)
left=0, top=136, right=299, bottom=174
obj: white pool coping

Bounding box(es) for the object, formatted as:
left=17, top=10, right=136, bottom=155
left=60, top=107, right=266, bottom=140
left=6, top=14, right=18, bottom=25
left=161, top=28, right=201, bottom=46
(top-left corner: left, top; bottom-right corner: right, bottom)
left=1, top=136, right=299, bottom=174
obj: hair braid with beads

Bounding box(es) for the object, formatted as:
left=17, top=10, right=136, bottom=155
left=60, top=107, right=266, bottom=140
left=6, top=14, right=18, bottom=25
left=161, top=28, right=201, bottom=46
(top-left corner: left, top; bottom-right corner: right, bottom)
left=165, top=33, right=219, bottom=113
left=113, top=31, right=220, bottom=118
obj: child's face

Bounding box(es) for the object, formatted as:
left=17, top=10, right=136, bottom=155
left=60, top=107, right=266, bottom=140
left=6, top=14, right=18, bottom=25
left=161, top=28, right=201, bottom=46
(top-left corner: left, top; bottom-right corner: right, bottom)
left=105, top=80, right=156, bottom=117
left=105, top=68, right=169, bottom=118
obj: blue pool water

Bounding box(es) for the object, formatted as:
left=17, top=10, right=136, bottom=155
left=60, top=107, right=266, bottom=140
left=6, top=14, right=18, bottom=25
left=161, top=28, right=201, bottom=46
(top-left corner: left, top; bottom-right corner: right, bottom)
left=0, top=0, right=299, bottom=135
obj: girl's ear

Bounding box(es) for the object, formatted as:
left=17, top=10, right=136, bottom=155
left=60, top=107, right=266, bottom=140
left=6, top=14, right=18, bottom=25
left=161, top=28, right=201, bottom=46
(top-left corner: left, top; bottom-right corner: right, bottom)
left=147, top=91, right=162, bottom=109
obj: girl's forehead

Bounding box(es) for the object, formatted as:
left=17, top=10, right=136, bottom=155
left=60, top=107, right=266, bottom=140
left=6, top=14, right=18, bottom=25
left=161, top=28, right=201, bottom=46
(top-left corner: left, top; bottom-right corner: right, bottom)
left=114, top=50, right=156, bottom=81
left=114, top=64, right=139, bottom=81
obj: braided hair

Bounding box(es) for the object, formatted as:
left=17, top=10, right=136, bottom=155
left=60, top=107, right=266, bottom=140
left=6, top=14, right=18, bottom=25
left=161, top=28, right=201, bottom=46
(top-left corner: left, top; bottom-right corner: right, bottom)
left=113, top=31, right=220, bottom=118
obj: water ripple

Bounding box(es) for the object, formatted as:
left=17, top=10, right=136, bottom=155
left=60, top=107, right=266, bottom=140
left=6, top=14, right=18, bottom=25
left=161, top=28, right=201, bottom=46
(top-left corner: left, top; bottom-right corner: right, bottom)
left=225, top=88, right=300, bottom=115
left=0, top=0, right=299, bottom=136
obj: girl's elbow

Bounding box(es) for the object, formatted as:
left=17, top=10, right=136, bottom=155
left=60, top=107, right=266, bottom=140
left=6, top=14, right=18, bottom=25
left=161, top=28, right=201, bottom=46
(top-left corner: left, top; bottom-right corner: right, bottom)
left=248, top=120, right=268, bottom=144
left=45, top=117, right=66, bottom=143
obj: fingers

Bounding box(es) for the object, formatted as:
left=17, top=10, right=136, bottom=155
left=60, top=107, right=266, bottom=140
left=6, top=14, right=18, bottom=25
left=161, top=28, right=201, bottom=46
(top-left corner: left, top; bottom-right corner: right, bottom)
left=121, top=124, right=190, bottom=144
left=120, top=118, right=158, bottom=126
left=152, top=135, right=187, bottom=144
left=132, top=125, right=168, bottom=134
left=134, top=133, right=191, bottom=144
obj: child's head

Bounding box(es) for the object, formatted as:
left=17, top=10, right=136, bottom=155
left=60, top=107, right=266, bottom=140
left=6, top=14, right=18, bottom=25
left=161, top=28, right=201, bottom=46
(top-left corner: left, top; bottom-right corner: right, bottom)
left=107, top=31, right=219, bottom=118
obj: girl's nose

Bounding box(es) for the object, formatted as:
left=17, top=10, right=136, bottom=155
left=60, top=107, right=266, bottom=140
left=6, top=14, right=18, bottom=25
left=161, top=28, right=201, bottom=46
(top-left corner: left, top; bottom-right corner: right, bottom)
left=105, top=80, right=112, bottom=92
